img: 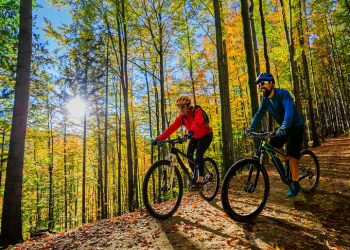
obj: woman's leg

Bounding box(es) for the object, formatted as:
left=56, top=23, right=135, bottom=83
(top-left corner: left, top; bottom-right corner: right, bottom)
left=187, top=138, right=198, bottom=172
left=196, top=134, right=213, bottom=183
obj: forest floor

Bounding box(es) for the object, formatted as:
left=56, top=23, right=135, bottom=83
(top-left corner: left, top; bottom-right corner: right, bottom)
left=18, top=136, right=350, bottom=250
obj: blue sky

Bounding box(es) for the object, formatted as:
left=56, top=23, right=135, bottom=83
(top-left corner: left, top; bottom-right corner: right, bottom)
left=33, top=0, right=72, bottom=52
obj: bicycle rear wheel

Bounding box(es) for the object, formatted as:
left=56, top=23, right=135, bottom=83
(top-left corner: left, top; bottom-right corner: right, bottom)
left=221, top=159, right=269, bottom=222
left=142, top=160, right=183, bottom=219
left=298, top=149, right=320, bottom=193
left=199, top=157, right=220, bottom=201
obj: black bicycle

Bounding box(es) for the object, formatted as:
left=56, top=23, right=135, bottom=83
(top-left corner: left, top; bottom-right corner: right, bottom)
left=142, top=136, right=220, bottom=219
left=221, top=131, right=320, bottom=222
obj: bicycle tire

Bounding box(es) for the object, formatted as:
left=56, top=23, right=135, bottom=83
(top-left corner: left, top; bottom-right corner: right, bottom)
left=199, top=157, right=220, bottom=201
left=299, top=149, right=320, bottom=193
left=142, top=160, right=183, bottom=219
left=221, top=158, right=270, bottom=222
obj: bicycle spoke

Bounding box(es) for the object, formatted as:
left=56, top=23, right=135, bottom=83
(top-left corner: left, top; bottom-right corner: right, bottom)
left=298, top=150, right=320, bottom=193
left=222, top=160, right=269, bottom=222
left=199, top=158, right=219, bottom=201
left=143, top=161, right=183, bottom=219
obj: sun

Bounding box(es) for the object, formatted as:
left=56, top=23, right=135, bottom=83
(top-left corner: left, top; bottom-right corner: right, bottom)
left=65, top=96, right=86, bottom=120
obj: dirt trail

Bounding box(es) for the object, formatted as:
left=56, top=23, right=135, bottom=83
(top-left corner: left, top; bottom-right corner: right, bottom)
left=20, top=136, right=350, bottom=250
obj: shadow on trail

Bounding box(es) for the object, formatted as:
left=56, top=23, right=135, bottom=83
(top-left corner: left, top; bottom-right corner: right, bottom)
left=167, top=216, right=232, bottom=239
left=252, top=215, right=328, bottom=249
left=159, top=216, right=202, bottom=250
left=293, top=190, right=350, bottom=247
left=207, top=197, right=224, bottom=213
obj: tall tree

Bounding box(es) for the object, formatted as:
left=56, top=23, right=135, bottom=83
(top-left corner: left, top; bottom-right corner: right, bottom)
left=103, top=37, right=109, bottom=218
left=258, top=0, right=270, bottom=73
left=296, top=0, right=319, bottom=146
left=82, top=59, right=88, bottom=224
left=249, top=0, right=260, bottom=76
left=213, top=0, right=234, bottom=173
left=184, top=1, right=197, bottom=104
left=279, top=0, right=302, bottom=111
left=115, top=0, right=134, bottom=211
left=0, top=0, right=32, bottom=246
left=47, top=99, right=54, bottom=230
left=240, top=0, right=259, bottom=124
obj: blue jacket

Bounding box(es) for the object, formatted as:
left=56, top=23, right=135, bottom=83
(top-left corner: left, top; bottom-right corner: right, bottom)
left=250, top=88, right=304, bottom=129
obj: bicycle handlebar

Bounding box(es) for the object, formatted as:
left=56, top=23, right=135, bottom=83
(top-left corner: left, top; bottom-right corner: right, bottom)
left=250, top=131, right=276, bottom=138
left=152, top=136, right=187, bottom=146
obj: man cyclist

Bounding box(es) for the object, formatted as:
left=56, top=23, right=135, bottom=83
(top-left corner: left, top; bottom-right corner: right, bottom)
left=246, top=73, right=304, bottom=197
left=153, top=96, right=213, bottom=186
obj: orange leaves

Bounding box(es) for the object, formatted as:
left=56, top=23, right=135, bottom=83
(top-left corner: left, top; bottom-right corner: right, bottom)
left=151, top=229, right=161, bottom=239
left=128, top=230, right=137, bottom=237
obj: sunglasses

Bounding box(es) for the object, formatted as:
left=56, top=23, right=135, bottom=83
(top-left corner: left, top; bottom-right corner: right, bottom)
left=258, top=81, right=270, bottom=88
left=178, top=105, right=187, bottom=110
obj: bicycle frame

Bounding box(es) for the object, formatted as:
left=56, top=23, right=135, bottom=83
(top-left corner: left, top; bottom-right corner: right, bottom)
left=169, top=146, right=198, bottom=185
left=255, top=136, right=291, bottom=185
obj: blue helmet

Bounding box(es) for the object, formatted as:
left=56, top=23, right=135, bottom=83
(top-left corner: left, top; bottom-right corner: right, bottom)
left=255, top=73, right=275, bottom=85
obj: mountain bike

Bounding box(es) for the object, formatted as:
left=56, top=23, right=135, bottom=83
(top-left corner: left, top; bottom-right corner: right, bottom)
left=221, top=131, right=320, bottom=222
left=142, top=136, right=220, bottom=219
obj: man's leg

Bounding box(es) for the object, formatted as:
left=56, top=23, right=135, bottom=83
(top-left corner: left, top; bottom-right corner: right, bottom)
left=286, top=125, right=304, bottom=197
left=289, top=157, right=299, bottom=182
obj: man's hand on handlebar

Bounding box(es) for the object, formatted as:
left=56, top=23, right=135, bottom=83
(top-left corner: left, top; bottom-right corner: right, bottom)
left=245, top=128, right=253, bottom=137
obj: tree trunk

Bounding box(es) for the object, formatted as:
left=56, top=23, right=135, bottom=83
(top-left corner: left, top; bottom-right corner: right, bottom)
left=64, top=122, right=68, bottom=230
left=297, top=0, right=319, bottom=146
left=103, top=38, right=109, bottom=218
left=111, top=149, right=117, bottom=217
left=96, top=101, right=104, bottom=220
left=241, top=0, right=260, bottom=148
left=279, top=0, right=302, bottom=111
left=302, top=0, right=323, bottom=140
left=249, top=0, right=260, bottom=76
left=131, top=83, right=139, bottom=209
left=158, top=14, right=166, bottom=135
left=117, top=82, right=122, bottom=216
left=82, top=61, right=88, bottom=224
left=184, top=2, right=197, bottom=104
left=116, top=0, right=133, bottom=212
left=0, top=130, right=5, bottom=189
left=213, top=0, right=234, bottom=174
left=143, top=54, right=154, bottom=165
left=122, top=0, right=134, bottom=212
left=258, top=0, right=270, bottom=73
left=48, top=110, right=54, bottom=230
left=0, top=0, right=32, bottom=246
left=325, top=16, right=350, bottom=128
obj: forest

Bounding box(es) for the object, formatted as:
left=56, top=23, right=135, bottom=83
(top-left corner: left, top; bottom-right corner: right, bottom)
left=0, top=0, right=349, bottom=247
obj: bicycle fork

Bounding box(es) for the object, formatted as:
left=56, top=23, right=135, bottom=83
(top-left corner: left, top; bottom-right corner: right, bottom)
left=244, top=157, right=263, bottom=193
left=168, top=154, right=177, bottom=192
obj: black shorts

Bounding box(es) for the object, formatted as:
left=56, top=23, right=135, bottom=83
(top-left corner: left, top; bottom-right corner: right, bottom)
left=269, top=125, right=304, bottom=159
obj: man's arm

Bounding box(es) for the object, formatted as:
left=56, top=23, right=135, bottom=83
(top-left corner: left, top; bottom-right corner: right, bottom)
left=281, top=89, right=295, bottom=129
left=249, top=98, right=268, bottom=129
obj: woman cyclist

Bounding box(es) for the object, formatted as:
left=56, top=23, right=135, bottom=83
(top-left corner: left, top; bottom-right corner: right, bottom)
left=153, top=96, right=213, bottom=185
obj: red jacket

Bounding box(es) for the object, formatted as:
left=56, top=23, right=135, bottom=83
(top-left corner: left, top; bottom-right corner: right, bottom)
left=156, top=107, right=212, bottom=141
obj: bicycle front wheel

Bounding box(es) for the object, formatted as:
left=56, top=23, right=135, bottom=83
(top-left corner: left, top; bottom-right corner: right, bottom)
left=142, top=160, right=183, bottom=219
left=299, top=149, right=320, bottom=193
left=221, top=159, right=269, bottom=222
left=199, top=157, right=220, bottom=201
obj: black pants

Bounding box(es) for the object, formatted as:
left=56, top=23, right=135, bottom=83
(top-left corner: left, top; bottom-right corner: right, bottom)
left=187, top=134, right=213, bottom=176
left=270, top=125, right=304, bottom=159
